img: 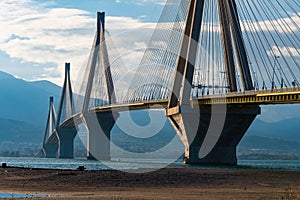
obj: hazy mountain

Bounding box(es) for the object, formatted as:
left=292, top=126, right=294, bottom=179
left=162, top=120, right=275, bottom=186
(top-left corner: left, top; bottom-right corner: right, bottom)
left=237, top=117, right=300, bottom=158
left=111, top=110, right=184, bottom=156
left=29, top=80, right=61, bottom=97
left=247, top=118, right=300, bottom=141
left=0, top=71, right=15, bottom=80
left=0, top=71, right=62, bottom=154
left=0, top=72, right=61, bottom=125
left=0, top=117, right=43, bottom=144
left=238, top=135, right=300, bottom=158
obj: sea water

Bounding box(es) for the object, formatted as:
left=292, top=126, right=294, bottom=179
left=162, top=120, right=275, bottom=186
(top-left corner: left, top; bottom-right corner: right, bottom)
left=0, top=192, right=47, bottom=199
left=238, top=160, right=300, bottom=171
left=0, top=157, right=300, bottom=171
left=0, top=157, right=184, bottom=171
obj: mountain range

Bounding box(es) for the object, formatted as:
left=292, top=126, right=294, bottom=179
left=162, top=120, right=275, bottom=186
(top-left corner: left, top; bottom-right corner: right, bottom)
left=0, top=71, right=61, bottom=125
left=0, top=71, right=61, bottom=153
left=0, top=70, right=299, bottom=158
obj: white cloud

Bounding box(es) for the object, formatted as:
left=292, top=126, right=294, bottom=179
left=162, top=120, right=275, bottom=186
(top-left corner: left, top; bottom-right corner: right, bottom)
left=106, top=16, right=155, bottom=31
left=241, top=12, right=300, bottom=33
left=120, top=0, right=167, bottom=6
left=0, top=0, right=156, bottom=85
left=0, top=0, right=95, bottom=84
left=138, top=0, right=166, bottom=5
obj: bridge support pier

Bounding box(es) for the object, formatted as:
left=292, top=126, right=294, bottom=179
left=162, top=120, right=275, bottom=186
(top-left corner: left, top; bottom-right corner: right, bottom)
left=84, top=112, right=119, bottom=160
left=43, top=143, right=58, bottom=158
left=57, top=127, right=77, bottom=159
left=167, top=104, right=260, bottom=165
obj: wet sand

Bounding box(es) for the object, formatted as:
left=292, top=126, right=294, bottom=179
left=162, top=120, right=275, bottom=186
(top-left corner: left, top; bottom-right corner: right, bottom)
left=0, top=166, right=299, bottom=199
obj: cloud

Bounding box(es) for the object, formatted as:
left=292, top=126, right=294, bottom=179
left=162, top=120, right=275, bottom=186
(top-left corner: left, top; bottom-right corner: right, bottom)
left=138, top=0, right=167, bottom=5
left=0, top=0, right=156, bottom=85
left=241, top=12, right=300, bottom=34
left=117, top=0, right=167, bottom=6
left=0, top=0, right=94, bottom=83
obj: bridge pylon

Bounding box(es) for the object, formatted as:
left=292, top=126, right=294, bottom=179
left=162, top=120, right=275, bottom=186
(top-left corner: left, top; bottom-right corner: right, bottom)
left=55, top=63, right=77, bottom=159
left=166, top=0, right=259, bottom=165
left=82, top=12, right=119, bottom=160
left=83, top=112, right=118, bottom=160
left=41, top=96, right=59, bottom=158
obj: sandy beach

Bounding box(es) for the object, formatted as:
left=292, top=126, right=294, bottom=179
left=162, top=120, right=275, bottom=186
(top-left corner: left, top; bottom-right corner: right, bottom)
left=0, top=166, right=299, bottom=199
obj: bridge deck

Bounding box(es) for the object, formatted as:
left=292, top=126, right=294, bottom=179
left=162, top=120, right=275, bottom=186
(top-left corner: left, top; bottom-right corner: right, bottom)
left=195, top=87, right=300, bottom=105
left=58, top=87, right=300, bottom=129
left=93, top=87, right=300, bottom=113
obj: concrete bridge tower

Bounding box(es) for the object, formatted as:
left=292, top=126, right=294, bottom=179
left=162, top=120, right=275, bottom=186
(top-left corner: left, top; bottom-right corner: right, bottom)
left=42, top=97, right=59, bottom=158
left=82, top=12, right=119, bottom=160
left=55, top=63, right=77, bottom=159
left=166, top=0, right=260, bottom=165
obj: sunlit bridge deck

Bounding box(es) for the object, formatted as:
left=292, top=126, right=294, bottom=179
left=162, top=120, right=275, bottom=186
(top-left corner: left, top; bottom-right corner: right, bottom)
left=196, top=87, right=300, bottom=105
left=90, top=87, right=300, bottom=114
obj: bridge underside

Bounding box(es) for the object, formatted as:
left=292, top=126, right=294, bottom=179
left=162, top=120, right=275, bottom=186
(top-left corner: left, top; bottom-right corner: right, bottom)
left=167, top=104, right=260, bottom=165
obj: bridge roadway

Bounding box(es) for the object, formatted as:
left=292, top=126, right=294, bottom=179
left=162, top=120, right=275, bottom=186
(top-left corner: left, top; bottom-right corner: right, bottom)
left=56, top=87, right=300, bottom=130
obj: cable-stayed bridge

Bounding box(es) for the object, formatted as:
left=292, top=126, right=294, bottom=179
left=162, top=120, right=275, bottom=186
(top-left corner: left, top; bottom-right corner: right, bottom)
left=38, top=0, right=300, bottom=165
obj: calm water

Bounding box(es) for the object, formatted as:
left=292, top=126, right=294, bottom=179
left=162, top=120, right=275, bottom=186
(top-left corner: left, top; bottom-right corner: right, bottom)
left=0, top=192, right=47, bottom=199
left=0, top=157, right=300, bottom=171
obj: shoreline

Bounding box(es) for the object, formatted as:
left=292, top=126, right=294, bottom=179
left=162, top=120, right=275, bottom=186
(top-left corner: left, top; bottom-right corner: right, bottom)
left=1, top=157, right=300, bottom=172
left=0, top=166, right=300, bottom=199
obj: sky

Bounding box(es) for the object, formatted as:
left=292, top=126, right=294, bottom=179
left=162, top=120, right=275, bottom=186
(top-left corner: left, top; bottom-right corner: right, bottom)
left=0, top=0, right=167, bottom=85
left=0, top=0, right=299, bottom=89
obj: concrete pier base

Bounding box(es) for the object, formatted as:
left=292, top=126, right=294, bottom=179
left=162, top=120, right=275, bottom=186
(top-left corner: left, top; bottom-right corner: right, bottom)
left=57, top=127, right=77, bottom=159
left=168, top=104, right=260, bottom=165
left=43, top=143, right=58, bottom=158
left=84, top=112, right=119, bottom=161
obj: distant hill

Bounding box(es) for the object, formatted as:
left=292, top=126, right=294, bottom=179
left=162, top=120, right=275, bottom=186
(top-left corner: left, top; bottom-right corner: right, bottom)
left=0, top=72, right=61, bottom=125
left=0, top=72, right=61, bottom=155
left=0, top=71, right=15, bottom=80
left=238, top=135, right=300, bottom=157
left=238, top=117, right=300, bottom=158
left=247, top=117, right=300, bottom=141
left=111, top=110, right=184, bottom=156
left=0, top=117, right=43, bottom=144
left=29, top=80, right=61, bottom=97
